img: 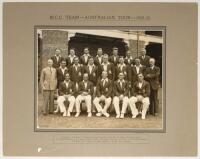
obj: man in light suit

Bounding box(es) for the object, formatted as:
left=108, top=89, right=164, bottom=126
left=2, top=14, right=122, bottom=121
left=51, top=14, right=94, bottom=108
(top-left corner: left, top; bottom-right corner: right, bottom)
left=138, top=48, right=151, bottom=67
left=144, top=58, right=160, bottom=116
left=75, top=73, right=94, bottom=117
left=80, top=47, right=91, bottom=66
left=51, top=48, right=64, bottom=69
left=113, top=72, right=129, bottom=119
left=55, top=73, right=76, bottom=117
left=93, top=71, right=112, bottom=117
left=129, top=73, right=150, bottom=119
left=40, top=59, right=57, bottom=115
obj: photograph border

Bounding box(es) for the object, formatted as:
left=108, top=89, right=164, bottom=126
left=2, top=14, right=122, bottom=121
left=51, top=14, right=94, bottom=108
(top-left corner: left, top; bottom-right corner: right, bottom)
left=34, top=25, right=166, bottom=133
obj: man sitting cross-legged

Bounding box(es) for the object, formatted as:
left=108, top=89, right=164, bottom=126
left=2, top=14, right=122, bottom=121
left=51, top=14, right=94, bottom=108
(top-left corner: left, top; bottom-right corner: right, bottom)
left=93, top=71, right=112, bottom=117
left=75, top=73, right=94, bottom=117
left=129, top=73, right=150, bottom=119
left=54, top=73, right=76, bottom=117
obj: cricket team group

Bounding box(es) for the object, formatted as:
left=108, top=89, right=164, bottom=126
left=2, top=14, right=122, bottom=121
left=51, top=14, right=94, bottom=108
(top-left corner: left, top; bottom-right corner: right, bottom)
left=40, top=47, right=160, bottom=119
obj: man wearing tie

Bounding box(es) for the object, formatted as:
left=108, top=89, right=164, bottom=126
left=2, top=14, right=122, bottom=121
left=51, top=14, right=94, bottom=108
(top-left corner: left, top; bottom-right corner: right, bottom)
left=55, top=73, right=76, bottom=117
left=129, top=73, right=150, bottom=119
left=69, top=57, right=83, bottom=94
left=40, top=59, right=57, bottom=115
left=144, top=58, right=160, bottom=116
left=94, top=48, right=103, bottom=66
left=124, top=50, right=134, bottom=66
left=109, top=47, right=119, bottom=65
left=56, top=60, right=68, bottom=89
left=93, top=71, right=112, bottom=117
left=75, top=73, right=94, bottom=117
left=138, top=48, right=151, bottom=67
left=113, top=73, right=129, bottom=119
left=115, top=56, right=129, bottom=80
left=100, top=54, right=115, bottom=81
left=129, top=58, right=145, bottom=85
left=80, top=47, right=91, bottom=66
left=66, top=48, right=76, bottom=67
left=51, top=48, right=64, bottom=68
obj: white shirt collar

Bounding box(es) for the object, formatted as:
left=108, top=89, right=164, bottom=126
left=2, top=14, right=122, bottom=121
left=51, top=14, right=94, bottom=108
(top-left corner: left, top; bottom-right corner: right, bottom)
left=101, top=78, right=108, bottom=82
left=102, top=62, right=110, bottom=66
left=134, top=64, right=142, bottom=67
left=118, top=79, right=125, bottom=83
left=73, top=63, right=80, bottom=67
left=60, top=66, right=67, bottom=70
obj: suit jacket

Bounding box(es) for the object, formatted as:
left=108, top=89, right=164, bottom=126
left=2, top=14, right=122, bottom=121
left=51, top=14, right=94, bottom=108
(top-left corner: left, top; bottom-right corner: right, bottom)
left=129, top=65, right=146, bottom=83
left=144, top=66, right=160, bottom=90
left=51, top=55, right=64, bottom=68
left=66, top=55, right=76, bottom=66
left=80, top=54, right=91, bottom=65
left=124, top=57, right=134, bottom=66
left=113, top=80, right=129, bottom=96
left=83, top=65, right=99, bottom=85
left=58, top=80, right=75, bottom=96
left=56, top=67, right=69, bottom=87
left=69, top=64, right=84, bottom=83
left=131, top=80, right=150, bottom=97
left=94, top=56, right=103, bottom=66
left=138, top=55, right=151, bottom=67
left=96, top=78, right=113, bottom=98
left=109, top=55, right=119, bottom=65
left=78, top=81, right=94, bottom=95
left=40, top=67, right=57, bottom=90
left=99, top=62, right=115, bottom=81
left=115, top=64, right=129, bottom=80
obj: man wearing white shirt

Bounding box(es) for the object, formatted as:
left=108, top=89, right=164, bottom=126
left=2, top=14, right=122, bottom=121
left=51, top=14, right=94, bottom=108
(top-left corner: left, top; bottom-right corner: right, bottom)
left=93, top=71, right=112, bottom=117
left=66, top=48, right=76, bottom=66
left=56, top=60, right=68, bottom=88
left=129, top=73, right=150, bottom=119
left=94, top=48, right=103, bottom=66
left=80, top=47, right=91, bottom=66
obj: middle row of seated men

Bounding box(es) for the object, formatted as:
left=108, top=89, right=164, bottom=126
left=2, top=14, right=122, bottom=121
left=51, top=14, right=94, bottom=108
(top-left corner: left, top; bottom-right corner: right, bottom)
left=55, top=71, right=150, bottom=120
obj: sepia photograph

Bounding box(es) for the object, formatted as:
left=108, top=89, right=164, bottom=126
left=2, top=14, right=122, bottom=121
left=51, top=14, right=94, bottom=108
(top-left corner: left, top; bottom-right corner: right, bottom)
left=35, top=27, right=165, bottom=131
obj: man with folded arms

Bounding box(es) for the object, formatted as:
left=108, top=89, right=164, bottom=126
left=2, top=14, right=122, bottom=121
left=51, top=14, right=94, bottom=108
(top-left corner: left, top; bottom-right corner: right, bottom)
left=113, top=72, right=129, bottom=119
left=93, top=71, right=112, bottom=117
left=129, top=73, right=150, bottom=119
left=75, top=73, right=94, bottom=117
left=55, top=73, right=76, bottom=117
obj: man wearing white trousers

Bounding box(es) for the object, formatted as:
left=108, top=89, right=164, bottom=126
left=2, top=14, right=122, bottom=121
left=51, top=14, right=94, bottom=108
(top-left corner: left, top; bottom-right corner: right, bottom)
left=55, top=73, right=76, bottom=117
left=93, top=71, right=112, bottom=117
left=75, top=73, right=94, bottom=117
left=113, top=72, right=129, bottom=119
left=129, top=73, right=150, bottom=119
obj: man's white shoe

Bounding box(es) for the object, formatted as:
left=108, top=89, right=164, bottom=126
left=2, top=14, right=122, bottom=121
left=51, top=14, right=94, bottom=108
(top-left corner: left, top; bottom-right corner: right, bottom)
left=141, top=115, right=146, bottom=120
left=75, top=112, right=80, bottom=117
left=116, top=114, right=120, bottom=118
left=63, top=111, right=67, bottom=117
left=54, top=109, right=59, bottom=114
left=67, top=112, right=71, bottom=117
left=120, top=114, right=124, bottom=119
left=88, top=112, right=92, bottom=117
left=96, top=112, right=102, bottom=117
left=132, top=114, right=137, bottom=119
left=103, top=112, right=110, bottom=118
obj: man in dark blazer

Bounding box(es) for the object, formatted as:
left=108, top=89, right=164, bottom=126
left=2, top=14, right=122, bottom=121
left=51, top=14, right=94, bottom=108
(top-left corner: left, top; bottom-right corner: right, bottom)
left=128, top=58, right=145, bottom=85
left=94, top=48, right=104, bottom=66
left=99, top=54, right=115, bottom=81
left=69, top=57, right=84, bottom=93
left=144, top=58, right=160, bottom=116
left=93, top=71, right=112, bottom=117
left=109, top=47, right=119, bottom=65
left=138, top=48, right=151, bottom=67
left=113, top=73, right=129, bottom=119
left=124, top=50, right=134, bottom=66
left=40, top=59, right=57, bottom=115
left=75, top=73, right=94, bottom=117
left=66, top=48, right=76, bottom=67
left=51, top=48, right=64, bottom=68
left=55, top=73, right=76, bottom=117
left=115, top=56, right=129, bottom=80
left=83, top=57, right=99, bottom=86
left=129, top=73, right=150, bottom=119
left=56, top=60, right=68, bottom=89
left=80, top=47, right=91, bottom=66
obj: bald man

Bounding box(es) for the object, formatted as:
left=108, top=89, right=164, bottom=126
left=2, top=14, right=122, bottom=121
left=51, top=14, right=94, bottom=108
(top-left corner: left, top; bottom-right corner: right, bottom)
left=40, top=59, right=57, bottom=115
